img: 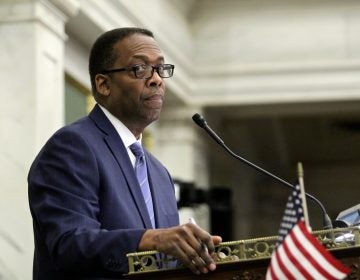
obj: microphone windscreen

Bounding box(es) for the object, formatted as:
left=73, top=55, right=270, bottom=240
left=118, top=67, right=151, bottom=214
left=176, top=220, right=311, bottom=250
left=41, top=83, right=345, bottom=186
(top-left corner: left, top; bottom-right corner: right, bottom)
left=192, top=113, right=206, bottom=128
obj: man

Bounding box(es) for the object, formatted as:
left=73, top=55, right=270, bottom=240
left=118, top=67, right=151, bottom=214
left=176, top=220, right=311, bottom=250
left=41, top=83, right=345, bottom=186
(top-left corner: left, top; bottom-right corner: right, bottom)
left=28, top=27, right=222, bottom=280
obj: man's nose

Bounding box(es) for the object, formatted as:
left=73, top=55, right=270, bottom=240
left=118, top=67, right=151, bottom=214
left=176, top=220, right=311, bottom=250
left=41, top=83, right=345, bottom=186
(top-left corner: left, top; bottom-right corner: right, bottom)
left=147, top=70, right=163, bottom=87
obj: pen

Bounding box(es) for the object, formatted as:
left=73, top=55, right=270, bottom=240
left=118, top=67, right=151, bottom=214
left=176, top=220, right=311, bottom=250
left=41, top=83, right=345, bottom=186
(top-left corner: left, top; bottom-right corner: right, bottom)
left=189, top=217, right=209, bottom=253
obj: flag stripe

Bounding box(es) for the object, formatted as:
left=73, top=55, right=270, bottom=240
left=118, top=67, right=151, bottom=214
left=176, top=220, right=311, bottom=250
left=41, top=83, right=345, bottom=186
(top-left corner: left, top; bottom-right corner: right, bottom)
left=286, top=228, right=326, bottom=280
left=294, top=223, right=351, bottom=278
left=273, top=248, right=294, bottom=280
left=274, top=247, right=294, bottom=280
left=265, top=265, right=274, bottom=280
left=266, top=251, right=287, bottom=280
left=292, top=223, right=343, bottom=279
left=280, top=235, right=307, bottom=280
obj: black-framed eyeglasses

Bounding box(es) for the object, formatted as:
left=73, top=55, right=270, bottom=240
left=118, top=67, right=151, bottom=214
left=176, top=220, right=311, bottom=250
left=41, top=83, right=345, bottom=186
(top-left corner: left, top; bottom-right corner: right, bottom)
left=100, top=64, right=175, bottom=79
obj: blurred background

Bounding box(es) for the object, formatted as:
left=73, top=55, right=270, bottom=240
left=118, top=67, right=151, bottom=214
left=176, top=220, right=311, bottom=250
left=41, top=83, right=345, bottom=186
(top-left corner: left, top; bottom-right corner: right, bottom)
left=1, top=0, right=360, bottom=278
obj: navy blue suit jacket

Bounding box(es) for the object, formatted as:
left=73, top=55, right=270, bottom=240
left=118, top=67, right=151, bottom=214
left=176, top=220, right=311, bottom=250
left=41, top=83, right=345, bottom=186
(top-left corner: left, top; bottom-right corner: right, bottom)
left=28, top=105, right=179, bottom=279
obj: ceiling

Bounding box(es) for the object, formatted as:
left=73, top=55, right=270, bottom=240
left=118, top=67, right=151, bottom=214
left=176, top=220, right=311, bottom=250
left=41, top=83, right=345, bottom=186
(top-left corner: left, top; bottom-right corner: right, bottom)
left=207, top=102, right=360, bottom=165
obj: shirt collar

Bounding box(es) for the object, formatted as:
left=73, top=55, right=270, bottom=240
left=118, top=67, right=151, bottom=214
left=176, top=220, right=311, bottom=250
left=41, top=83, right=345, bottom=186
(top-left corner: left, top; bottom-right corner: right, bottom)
left=98, top=104, right=142, bottom=148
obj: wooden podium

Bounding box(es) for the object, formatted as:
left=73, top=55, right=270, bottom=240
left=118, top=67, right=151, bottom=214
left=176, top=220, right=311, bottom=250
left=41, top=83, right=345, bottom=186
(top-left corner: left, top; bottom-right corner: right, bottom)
left=125, top=227, right=360, bottom=280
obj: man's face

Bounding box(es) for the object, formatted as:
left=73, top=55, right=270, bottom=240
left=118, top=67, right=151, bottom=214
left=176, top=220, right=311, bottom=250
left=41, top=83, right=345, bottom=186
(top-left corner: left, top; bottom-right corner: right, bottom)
left=97, top=34, right=166, bottom=131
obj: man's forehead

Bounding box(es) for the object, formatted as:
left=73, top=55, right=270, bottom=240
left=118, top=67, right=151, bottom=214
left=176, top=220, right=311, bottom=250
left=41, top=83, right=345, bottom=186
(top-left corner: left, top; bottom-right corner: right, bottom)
left=115, top=34, right=164, bottom=62
left=117, top=34, right=160, bottom=51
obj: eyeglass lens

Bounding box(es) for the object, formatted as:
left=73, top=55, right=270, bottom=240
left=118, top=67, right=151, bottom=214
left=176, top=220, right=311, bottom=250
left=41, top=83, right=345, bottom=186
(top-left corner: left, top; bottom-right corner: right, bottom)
left=135, top=65, right=173, bottom=79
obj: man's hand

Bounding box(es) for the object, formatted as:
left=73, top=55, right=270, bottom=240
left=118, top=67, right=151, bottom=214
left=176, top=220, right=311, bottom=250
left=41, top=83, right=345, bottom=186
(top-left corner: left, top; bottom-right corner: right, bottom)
left=138, top=222, right=222, bottom=275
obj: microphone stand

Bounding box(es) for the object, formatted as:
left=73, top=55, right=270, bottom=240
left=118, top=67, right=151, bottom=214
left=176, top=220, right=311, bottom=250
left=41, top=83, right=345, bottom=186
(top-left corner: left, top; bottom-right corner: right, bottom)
left=192, top=113, right=333, bottom=230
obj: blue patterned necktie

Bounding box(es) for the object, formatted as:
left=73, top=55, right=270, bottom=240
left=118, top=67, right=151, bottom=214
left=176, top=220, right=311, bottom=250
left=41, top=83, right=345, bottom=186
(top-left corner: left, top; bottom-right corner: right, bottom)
left=130, top=142, right=155, bottom=228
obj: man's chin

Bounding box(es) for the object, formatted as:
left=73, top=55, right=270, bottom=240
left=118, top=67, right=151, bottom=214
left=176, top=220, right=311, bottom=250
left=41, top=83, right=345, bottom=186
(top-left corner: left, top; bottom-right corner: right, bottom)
left=142, top=110, right=161, bottom=125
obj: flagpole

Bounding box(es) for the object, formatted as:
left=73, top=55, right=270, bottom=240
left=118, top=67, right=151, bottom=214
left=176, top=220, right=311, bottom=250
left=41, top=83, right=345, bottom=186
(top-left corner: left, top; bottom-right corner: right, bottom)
left=297, top=162, right=311, bottom=230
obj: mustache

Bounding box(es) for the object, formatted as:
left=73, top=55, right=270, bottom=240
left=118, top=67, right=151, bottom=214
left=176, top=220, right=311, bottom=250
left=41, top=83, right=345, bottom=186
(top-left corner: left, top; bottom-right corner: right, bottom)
left=149, top=87, right=164, bottom=96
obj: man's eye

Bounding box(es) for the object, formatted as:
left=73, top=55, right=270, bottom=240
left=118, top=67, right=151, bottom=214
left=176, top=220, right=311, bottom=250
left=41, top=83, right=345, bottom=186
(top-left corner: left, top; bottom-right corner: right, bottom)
left=134, top=65, right=146, bottom=71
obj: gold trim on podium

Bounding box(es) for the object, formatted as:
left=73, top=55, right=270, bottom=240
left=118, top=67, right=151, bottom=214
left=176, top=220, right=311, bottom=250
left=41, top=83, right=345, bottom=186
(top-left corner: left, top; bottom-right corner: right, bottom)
left=126, top=226, right=360, bottom=275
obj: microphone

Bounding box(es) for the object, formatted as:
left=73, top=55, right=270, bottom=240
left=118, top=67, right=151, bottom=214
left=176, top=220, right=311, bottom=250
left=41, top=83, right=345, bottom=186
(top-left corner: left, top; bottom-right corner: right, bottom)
left=192, top=113, right=333, bottom=230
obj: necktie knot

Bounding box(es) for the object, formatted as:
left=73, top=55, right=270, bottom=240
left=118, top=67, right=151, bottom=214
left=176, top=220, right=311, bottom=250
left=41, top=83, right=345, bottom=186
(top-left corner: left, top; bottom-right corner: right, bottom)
left=130, top=142, right=144, bottom=159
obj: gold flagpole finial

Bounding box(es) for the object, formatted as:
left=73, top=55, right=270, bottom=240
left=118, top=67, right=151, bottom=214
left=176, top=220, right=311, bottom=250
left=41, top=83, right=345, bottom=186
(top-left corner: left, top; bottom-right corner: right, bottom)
left=297, top=162, right=304, bottom=178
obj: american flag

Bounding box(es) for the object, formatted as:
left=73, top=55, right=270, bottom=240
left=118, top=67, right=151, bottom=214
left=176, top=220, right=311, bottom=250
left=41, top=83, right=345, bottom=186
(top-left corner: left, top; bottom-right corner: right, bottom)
left=266, top=184, right=351, bottom=280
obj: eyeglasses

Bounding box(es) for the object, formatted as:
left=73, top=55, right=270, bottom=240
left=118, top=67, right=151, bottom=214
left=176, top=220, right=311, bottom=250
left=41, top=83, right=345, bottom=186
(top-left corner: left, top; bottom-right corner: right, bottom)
left=100, top=64, right=175, bottom=79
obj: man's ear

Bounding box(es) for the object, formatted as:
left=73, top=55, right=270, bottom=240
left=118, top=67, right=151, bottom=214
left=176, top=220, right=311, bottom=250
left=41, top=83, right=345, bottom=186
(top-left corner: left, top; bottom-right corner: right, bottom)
left=95, top=74, right=111, bottom=96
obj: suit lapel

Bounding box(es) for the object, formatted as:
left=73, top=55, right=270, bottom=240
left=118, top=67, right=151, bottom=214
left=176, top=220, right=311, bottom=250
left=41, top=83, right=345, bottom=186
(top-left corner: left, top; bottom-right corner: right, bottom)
left=89, top=105, right=153, bottom=228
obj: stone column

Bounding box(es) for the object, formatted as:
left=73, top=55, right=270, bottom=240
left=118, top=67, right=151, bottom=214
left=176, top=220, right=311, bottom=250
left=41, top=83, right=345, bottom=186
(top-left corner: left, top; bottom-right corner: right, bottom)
left=154, top=106, right=208, bottom=186
left=149, top=105, right=210, bottom=230
left=0, top=1, right=78, bottom=279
